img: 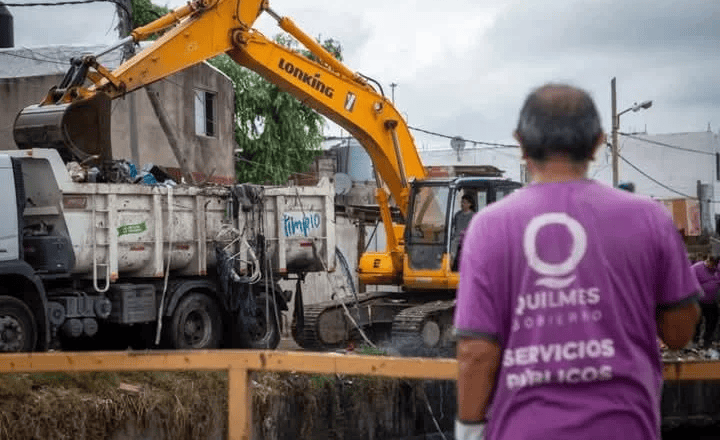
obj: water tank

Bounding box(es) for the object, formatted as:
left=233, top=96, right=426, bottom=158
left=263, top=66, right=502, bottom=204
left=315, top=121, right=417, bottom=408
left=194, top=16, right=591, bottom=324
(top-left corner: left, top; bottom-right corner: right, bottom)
left=335, top=139, right=374, bottom=182
left=0, top=2, right=13, bottom=48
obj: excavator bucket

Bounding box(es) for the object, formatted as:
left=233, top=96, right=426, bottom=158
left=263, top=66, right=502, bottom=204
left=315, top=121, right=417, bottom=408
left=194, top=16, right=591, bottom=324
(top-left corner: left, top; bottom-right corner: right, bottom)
left=13, top=92, right=113, bottom=164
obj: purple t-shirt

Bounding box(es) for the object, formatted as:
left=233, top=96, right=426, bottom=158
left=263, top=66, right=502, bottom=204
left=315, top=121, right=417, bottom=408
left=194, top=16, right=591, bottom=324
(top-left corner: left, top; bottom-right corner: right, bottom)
left=454, top=179, right=700, bottom=440
left=691, top=261, right=720, bottom=304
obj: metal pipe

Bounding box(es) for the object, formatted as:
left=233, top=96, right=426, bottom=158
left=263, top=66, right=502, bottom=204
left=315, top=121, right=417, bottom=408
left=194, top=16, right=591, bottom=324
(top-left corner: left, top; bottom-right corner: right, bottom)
left=267, top=8, right=359, bottom=82
left=94, top=36, right=134, bottom=59
left=387, top=120, right=408, bottom=188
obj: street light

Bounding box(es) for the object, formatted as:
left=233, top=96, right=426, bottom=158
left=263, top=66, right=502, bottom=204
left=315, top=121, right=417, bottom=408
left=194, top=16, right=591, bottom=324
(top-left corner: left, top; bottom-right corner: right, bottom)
left=611, top=77, right=652, bottom=187
left=390, top=82, right=398, bottom=104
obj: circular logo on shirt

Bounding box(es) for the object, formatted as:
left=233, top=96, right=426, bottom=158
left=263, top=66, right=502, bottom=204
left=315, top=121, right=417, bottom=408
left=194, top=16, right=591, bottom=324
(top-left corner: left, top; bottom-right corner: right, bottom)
left=523, top=213, right=587, bottom=289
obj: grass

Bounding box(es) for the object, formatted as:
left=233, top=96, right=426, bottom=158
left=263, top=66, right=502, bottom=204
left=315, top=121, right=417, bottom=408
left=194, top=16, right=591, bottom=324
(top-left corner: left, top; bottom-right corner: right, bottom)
left=0, top=369, right=447, bottom=439
left=0, top=371, right=227, bottom=440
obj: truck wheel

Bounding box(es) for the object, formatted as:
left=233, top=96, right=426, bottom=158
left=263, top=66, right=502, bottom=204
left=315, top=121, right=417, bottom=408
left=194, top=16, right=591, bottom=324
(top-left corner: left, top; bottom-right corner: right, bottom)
left=238, top=293, right=280, bottom=349
left=0, top=295, right=37, bottom=352
left=168, top=292, right=222, bottom=349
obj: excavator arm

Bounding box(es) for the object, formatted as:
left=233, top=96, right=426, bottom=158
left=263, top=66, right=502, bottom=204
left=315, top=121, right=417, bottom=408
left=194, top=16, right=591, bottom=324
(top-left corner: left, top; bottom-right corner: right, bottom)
left=13, top=0, right=426, bottom=218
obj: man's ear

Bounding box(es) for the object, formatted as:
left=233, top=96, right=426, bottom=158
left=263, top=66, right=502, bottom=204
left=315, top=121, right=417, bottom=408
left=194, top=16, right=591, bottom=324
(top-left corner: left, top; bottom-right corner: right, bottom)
left=514, top=131, right=528, bottom=159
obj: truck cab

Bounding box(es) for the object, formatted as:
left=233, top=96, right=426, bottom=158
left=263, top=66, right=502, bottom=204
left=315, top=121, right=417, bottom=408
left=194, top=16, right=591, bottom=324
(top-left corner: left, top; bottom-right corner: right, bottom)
left=0, top=154, right=54, bottom=352
left=0, top=156, right=21, bottom=262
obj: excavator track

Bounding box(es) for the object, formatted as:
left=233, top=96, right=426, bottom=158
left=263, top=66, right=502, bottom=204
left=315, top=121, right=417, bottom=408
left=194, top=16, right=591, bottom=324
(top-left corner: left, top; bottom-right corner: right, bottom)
left=293, top=292, right=394, bottom=351
left=391, top=300, right=456, bottom=358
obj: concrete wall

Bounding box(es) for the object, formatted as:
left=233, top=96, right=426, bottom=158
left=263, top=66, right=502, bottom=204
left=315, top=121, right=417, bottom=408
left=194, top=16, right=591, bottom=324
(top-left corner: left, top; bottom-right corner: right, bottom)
left=0, top=63, right=235, bottom=182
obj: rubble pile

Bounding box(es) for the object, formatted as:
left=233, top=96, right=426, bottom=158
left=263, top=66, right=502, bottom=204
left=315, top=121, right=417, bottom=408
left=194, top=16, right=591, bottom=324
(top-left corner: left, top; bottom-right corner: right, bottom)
left=66, top=159, right=179, bottom=186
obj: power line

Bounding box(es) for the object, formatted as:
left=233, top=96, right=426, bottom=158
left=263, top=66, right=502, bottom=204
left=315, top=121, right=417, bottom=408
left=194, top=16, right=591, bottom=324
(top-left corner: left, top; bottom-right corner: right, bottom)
left=2, top=0, right=130, bottom=23
left=618, top=153, right=701, bottom=200
left=0, top=50, right=69, bottom=65
left=408, top=125, right=519, bottom=149
left=619, top=132, right=715, bottom=156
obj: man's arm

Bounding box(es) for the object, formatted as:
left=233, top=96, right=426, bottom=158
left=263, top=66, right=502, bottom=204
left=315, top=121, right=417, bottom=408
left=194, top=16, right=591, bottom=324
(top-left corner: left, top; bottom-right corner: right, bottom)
left=657, top=300, right=700, bottom=350
left=456, top=338, right=502, bottom=421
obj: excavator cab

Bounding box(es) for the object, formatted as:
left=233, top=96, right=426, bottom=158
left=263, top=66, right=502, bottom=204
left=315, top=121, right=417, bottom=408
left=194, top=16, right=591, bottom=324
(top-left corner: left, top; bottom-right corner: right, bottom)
left=405, top=177, right=522, bottom=278
left=13, top=92, right=113, bottom=166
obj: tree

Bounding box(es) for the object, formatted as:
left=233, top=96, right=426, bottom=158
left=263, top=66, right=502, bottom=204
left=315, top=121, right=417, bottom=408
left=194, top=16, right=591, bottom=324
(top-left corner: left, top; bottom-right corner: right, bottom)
left=130, top=0, right=169, bottom=28
left=130, top=0, right=342, bottom=184
left=209, top=37, right=342, bottom=184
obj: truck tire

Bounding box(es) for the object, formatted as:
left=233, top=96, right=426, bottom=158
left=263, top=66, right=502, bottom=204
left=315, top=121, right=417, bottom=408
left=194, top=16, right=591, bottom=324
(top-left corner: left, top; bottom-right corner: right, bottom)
left=168, top=292, right=223, bottom=349
left=0, top=295, right=37, bottom=352
left=237, top=293, right=280, bottom=349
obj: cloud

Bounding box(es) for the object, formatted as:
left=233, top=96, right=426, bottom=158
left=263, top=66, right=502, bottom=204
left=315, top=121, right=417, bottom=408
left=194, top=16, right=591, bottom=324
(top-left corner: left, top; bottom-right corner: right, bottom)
left=6, top=0, right=720, bottom=141
left=9, top=2, right=118, bottom=47
left=486, top=0, right=720, bottom=56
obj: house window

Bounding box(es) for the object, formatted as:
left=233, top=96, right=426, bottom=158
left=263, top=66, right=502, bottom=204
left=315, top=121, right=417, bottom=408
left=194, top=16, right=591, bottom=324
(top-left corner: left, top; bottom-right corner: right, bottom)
left=194, top=89, right=216, bottom=137
left=716, top=153, right=720, bottom=181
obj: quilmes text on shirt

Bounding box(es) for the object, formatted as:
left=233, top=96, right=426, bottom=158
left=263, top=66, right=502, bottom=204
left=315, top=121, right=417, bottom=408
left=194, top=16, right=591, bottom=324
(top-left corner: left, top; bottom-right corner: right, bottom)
left=515, top=287, right=600, bottom=316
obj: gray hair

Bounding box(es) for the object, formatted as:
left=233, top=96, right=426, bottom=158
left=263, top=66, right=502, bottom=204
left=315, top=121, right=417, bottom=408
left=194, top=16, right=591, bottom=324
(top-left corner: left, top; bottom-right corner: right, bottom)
left=515, top=83, right=603, bottom=161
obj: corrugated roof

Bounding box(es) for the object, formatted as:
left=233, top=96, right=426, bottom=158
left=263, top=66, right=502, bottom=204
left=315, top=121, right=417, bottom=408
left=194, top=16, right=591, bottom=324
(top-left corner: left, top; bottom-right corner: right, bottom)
left=0, top=44, right=125, bottom=79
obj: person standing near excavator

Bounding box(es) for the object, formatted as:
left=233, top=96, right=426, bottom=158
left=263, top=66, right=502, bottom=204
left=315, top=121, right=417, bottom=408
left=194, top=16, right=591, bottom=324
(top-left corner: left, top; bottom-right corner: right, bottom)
left=453, top=83, right=700, bottom=440
left=692, top=255, right=720, bottom=349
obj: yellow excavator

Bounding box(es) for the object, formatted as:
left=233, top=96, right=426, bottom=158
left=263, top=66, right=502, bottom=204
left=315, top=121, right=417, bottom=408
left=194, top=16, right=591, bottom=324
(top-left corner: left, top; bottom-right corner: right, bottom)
left=13, top=0, right=521, bottom=355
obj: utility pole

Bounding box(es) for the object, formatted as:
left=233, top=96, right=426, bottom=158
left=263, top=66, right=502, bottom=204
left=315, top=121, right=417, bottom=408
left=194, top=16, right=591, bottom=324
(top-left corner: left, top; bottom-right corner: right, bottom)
left=115, top=0, right=141, bottom=166
left=390, top=82, right=397, bottom=104
left=611, top=77, right=618, bottom=187
left=610, top=78, right=653, bottom=188
left=115, top=0, right=134, bottom=60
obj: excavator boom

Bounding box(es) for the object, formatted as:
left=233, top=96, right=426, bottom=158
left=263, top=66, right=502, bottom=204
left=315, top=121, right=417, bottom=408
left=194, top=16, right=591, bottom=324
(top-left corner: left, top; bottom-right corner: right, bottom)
left=12, top=0, right=518, bottom=354
left=12, top=0, right=424, bottom=215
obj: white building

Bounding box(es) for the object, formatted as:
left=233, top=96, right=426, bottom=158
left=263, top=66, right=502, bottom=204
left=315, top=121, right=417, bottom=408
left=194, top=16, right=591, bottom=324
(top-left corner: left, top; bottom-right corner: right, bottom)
left=589, top=130, right=720, bottom=234
left=420, top=145, right=524, bottom=183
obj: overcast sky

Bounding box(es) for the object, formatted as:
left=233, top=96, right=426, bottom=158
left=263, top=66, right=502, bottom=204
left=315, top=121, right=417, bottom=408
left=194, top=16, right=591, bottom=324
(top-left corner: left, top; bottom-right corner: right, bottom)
left=7, top=0, right=720, bottom=149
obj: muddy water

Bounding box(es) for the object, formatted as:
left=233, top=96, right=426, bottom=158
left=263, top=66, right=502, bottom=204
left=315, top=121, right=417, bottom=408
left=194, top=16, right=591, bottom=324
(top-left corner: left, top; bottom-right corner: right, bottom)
left=253, top=376, right=456, bottom=440
left=104, top=378, right=720, bottom=440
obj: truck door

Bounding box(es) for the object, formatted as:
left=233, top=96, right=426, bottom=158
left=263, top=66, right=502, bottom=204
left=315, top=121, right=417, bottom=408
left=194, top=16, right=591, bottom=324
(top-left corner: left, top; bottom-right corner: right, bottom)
left=0, top=156, right=19, bottom=261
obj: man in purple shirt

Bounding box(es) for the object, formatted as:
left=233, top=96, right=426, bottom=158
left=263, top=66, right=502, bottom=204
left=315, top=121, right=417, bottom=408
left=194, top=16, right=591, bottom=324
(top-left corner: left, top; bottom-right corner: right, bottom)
left=692, top=255, right=720, bottom=349
left=454, top=83, right=700, bottom=440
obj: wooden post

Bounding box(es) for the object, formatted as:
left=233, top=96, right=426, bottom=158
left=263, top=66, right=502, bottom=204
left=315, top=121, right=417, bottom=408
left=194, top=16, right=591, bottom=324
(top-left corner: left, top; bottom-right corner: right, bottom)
left=228, top=367, right=252, bottom=440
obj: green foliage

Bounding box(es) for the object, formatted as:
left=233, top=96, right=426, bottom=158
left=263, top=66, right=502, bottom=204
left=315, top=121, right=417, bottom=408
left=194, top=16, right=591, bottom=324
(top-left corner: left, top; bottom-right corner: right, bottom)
left=275, top=34, right=344, bottom=62
left=131, top=0, right=170, bottom=28
left=309, top=374, right=335, bottom=390
left=210, top=53, right=325, bottom=184
left=209, top=36, right=344, bottom=184
left=354, top=344, right=388, bottom=356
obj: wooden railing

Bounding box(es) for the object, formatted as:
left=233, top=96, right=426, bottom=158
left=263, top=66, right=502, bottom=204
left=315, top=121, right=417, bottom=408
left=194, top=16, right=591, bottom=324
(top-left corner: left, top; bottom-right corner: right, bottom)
left=0, top=350, right=714, bottom=439
left=0, top=350, right=456, bottom=439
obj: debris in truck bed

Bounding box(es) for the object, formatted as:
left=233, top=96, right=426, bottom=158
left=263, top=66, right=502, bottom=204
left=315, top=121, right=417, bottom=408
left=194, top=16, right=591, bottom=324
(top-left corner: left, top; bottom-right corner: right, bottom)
left=66, top=159, right=178, bottom=186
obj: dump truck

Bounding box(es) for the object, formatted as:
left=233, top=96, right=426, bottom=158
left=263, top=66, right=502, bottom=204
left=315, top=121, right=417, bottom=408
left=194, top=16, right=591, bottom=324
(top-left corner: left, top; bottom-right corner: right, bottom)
left=0, top=148, right=335, bottom=352
left=10, top=0, right=522, bottom=355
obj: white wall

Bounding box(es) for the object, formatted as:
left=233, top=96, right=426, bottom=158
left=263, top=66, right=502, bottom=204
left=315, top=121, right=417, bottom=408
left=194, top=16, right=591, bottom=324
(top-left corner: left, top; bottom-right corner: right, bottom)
left=589, top=131, right=719, bottom=232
